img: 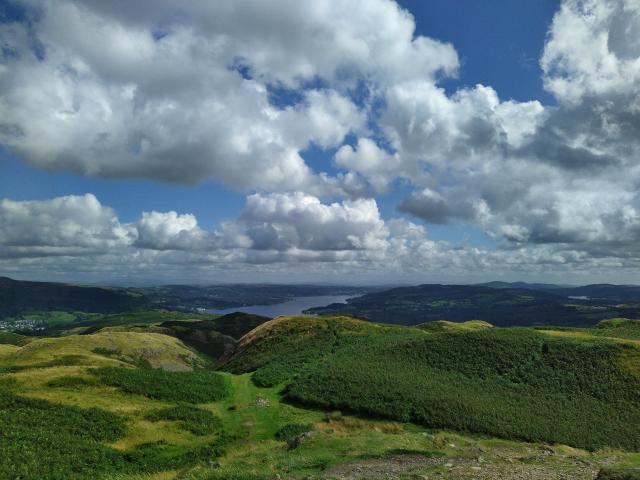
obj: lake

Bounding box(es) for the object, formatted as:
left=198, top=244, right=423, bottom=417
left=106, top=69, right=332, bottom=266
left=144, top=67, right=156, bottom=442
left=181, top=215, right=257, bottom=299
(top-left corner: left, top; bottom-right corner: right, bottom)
left=206, top=295, right=352, bottom=317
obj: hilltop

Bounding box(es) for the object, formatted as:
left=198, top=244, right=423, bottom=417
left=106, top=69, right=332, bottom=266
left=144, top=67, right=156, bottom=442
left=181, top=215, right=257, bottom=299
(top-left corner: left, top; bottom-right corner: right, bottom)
left=93, top=311, right=272, bottom=360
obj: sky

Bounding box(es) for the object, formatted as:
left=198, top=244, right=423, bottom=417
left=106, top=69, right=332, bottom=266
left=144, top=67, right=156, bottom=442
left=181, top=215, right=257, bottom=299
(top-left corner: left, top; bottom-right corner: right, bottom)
left=1, top=0, right=640, bottom=285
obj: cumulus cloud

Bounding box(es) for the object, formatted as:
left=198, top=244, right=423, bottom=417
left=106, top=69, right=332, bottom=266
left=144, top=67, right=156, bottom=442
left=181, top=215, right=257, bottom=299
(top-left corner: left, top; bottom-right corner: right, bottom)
left=334, top=138, right=403, bottom=192
left=2, top=192, right=640, bottom=284
left=381, top=0, right=640, bottom=266
left=134, top=211, right=210, bottom=251
left=0, top=0, right=455, bottom=192
left=0, top=194, right=134, bottom=257
left=397, top=188, right=479, bottom=225
left=541, top=0, right=640, bottom=104
left=0, top=192, right=391, bottom=257
left=234, top=192, right=389, bottom=251
left=2, top=0, right=640, bottom=282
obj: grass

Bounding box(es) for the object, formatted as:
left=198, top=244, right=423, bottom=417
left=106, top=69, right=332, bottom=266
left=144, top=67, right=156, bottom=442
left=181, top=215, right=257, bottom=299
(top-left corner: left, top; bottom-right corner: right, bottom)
left=0, top=384, right=126, bottom=479
left=274, top=423, right=313, bottom=441
left=1, top=362, right=639, bottom=479
left=2, top=330, right=206, bottom=370
left=415, top=319, right=494, bottom=332
left=0, top=366, right=229, bottom=478
left=594, top=318, right=640, bottom=340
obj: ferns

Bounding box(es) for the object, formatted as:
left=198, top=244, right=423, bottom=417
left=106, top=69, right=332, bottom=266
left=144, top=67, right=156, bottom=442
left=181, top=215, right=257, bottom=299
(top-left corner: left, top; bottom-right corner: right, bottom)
left=145, top=403, right=223, bottom=435
left=93, top=367, right=229, bottom=402
left=226, top=319, right=640, bottom=451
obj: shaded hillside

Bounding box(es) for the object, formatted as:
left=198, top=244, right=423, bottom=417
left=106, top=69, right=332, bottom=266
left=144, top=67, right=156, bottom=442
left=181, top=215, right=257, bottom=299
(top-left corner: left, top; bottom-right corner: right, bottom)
left=222, top=315, right=640, bottom=451
left=156, top=312, right=271, bottom=359
left=306, top=284, right=640, bottom=327
left=142, top=283, right=371, bottom=310
left=0, top=277, right=147, bottom=318
left=159, top=311, right=271, bottom=339
left=75, top=310, right=218, bottom=333
left=88, top=311, right=272, bottom=360
left=481, top=281, right=640, bottom=302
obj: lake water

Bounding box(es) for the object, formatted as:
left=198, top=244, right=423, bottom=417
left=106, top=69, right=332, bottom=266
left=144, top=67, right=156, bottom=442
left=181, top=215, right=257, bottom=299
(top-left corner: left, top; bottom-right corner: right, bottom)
left=205, top=295, right=352, bottom=317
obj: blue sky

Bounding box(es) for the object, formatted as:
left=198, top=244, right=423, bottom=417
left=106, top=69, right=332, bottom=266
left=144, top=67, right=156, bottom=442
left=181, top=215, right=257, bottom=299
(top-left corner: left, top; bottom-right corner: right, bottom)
left=1, top=0, right=639, bottom=284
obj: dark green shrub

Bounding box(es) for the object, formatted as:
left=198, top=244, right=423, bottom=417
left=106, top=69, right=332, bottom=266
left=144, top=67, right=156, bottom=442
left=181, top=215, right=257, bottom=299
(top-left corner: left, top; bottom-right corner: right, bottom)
left=597, top=468, right=640, bottom=480
left=145, top=403, right=222, bottom=435
left=227, top=319, right=640, bottom=451
left=46, top=376, right=97, bottom=388
left=92, top=367, right=229, bottom=402
left=0, top=387, right=230, bottom=479
left=92, top=346, right=120, bottom=356
left=0, top=390, right=125, bottom=479
left=274, top=423, right=312, bottom=441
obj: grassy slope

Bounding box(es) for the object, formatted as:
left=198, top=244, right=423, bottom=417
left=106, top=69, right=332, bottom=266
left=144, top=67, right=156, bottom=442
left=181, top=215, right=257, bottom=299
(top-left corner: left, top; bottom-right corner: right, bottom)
left=222, top=316, right=640, bottom=451
left=125, top=373, right=640, bottom=480
left=3, top=331, right=206, bottom=370
left=0, top=331, right=231, bottom=479
left=415, top=319, right=494, bottom=332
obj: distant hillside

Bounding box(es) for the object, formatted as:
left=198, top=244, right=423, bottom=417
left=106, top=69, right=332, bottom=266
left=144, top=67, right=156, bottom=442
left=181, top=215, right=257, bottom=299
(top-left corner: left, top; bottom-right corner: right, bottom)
left=142, top=283, right=371, bottom=310
left=478, top=281, right=567, bottom=290
left=560, top=284, right=640, bottom=302
left=0, top=277, right=148, bottom=318
left=306, top=284, right=640, bottom=327
left=481, top=281, right=640, bottom=302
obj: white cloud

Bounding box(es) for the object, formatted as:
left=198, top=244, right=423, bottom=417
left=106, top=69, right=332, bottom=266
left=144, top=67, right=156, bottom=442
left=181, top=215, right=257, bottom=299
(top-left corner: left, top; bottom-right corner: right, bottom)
left=541, top=0, right=640, bottom=104
left=135, top=211, right=210, bottom=251
left=2, top=192, right=640, bottom=284
left=0, top=194, right=134, bottom=256
left=3, top=0, right=640, bottom=282
left=0, top=0, right=454, bottom=192
left=235, top=192, right=389, bottom=252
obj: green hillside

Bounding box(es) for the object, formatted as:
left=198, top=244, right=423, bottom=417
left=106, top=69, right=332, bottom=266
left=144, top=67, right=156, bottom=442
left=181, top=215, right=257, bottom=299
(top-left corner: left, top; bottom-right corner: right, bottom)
left=223, top=316, right=640, bottom=451
left=1, top=314, right=639, bottom=479
left=593, top=318, right=640, bottom=340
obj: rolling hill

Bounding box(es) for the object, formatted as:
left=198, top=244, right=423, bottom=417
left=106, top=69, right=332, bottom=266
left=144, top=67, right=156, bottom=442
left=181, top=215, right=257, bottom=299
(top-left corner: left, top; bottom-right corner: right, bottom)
left=222, top=315, right=640, bottom=451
